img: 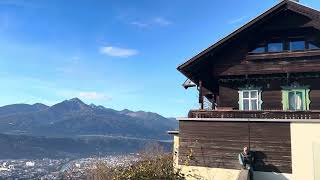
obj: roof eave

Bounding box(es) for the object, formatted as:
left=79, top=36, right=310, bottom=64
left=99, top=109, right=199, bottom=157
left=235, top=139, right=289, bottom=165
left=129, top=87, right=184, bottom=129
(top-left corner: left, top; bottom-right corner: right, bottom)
left=177, top=0, right=293, bottom=71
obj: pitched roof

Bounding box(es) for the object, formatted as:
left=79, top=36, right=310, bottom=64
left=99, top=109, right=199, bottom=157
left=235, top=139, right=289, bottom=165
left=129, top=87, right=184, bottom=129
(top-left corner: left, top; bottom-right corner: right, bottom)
left=177, top=0, right=320, bottom=75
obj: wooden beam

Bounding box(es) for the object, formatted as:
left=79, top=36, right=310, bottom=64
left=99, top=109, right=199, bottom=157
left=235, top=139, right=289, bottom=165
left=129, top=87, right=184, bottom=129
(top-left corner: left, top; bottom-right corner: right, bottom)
left=199, top=80, right=204, bottom=109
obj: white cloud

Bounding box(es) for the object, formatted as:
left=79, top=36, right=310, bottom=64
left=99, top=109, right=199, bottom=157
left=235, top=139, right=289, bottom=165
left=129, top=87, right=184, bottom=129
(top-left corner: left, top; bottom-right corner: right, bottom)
left=152, top=17, right=171, bottom=26
left=228, top=16, right=247, bottom=25
left=129, top=17, right=172, bottom=28
left=99, top=46, right=138, bottom=58
left=79, top=92, right=111, bottom=100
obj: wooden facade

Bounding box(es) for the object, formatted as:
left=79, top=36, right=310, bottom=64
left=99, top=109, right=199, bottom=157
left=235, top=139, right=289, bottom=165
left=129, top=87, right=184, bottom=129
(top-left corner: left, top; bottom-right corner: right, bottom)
left=176, top=0, right=320, bottom=176
left=178, top=120, right=291, bottom=173
left=178, top=0, right=320, bottom=113
left=178, top=0, right=320, bottom=100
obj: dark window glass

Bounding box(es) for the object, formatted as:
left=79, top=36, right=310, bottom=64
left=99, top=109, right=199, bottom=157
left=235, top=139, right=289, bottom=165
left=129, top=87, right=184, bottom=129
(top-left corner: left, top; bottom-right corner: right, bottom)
left=267, top=42, right=283, bottom=52
left=243, top=91, right=249, bottom=98
left=308, top=41, right=320, bottom=50
left=243, top=99, right=249, bottom=110
left=290, top=41, right=305, bottom=51
left=251, top=100, right=257, bottom=110
left=250, top=47, right=265, bottom=54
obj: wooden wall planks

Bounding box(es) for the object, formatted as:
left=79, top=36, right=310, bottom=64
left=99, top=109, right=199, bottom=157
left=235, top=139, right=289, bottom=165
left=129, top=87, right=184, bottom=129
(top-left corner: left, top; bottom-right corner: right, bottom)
left=215, top=60, right=320, bottom=76
left=178, top=121, right=292, bottom=173
left=219, top=86, right=239, bottom=108
left=261, top=91, right=283, bottom=110
left=250, top=122, right=291, bottom=173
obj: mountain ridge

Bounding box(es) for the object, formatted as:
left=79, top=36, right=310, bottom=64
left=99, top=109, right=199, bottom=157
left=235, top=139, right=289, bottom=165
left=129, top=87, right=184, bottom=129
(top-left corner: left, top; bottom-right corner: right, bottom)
left=0, top=98, right=177, bottom=140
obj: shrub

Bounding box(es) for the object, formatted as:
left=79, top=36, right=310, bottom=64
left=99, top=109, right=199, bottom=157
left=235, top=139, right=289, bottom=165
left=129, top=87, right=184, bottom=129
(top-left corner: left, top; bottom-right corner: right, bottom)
left=88, top=143, right=185, bottom=180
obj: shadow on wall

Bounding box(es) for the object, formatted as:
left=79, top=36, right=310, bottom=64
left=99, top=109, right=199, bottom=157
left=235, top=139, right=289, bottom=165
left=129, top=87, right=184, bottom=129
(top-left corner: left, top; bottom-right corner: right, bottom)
left=253, top=151, right=290, bottom=180
left=253, top=151, right=281, bottom=172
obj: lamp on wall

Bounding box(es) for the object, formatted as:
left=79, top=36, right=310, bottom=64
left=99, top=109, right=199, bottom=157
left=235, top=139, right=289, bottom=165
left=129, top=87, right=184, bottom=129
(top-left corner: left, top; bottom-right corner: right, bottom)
left=182, top=79, right=196, bottom=89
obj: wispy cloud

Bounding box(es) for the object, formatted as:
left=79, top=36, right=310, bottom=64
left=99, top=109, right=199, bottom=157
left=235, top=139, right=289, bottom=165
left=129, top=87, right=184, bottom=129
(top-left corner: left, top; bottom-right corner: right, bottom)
left=130, top=17, right=172, bottom=28
left=99, top=46, right=138, bottom=58
left=79, top=91, right=111, bottom=101
left=57, top=89, right=112, bottom=101
left=152, top=17, right=171, bottom=26
left=130, top=21, right=148, bottom=28
left=55, top=56, right=81, bottom=74
left=228, top=16, right=247, bottom=25
left=0, top=0, right=43, bottom=9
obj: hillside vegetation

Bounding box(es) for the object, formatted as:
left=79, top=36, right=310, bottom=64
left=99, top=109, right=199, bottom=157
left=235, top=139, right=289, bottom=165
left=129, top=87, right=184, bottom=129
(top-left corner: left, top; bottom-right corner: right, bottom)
left=85, top=144, right=185, bottom=180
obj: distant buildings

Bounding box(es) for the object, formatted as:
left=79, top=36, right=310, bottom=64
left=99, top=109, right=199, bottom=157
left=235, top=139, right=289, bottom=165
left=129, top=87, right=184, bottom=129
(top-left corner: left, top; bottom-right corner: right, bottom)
left=0, top=162, right=14, bottom=172
left=8, top=165, right=14, bottom=170
left=0, top=167, right=9, bottom=172
left=26, top=161, right=35, bottom=167
left=0, top=155, right=138, bottom=179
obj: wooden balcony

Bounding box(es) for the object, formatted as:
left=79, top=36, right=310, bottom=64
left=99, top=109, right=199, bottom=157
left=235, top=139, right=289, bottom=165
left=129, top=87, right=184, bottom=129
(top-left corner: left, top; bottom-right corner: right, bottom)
left=188, top=109, right=320, bottom=119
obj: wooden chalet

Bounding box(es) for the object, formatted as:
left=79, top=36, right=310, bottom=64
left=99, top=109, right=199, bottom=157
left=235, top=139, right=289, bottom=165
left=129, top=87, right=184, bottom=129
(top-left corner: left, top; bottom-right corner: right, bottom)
left=172, top=0, right=320, bottom=180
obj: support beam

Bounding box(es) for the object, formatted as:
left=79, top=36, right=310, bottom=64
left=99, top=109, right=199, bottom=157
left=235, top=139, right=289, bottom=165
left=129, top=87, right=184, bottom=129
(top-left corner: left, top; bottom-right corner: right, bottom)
left=199, top=80, right=204, bottom=109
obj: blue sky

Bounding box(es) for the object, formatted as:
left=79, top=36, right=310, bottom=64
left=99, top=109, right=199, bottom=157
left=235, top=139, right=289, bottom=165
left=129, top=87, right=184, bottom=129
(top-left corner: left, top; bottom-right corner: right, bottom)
left=0, top=0, right=319, bottom=117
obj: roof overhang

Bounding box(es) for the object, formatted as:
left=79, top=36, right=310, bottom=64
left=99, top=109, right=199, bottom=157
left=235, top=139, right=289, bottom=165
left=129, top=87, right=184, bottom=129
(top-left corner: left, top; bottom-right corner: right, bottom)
left=177, top=0, right=320, bottom=82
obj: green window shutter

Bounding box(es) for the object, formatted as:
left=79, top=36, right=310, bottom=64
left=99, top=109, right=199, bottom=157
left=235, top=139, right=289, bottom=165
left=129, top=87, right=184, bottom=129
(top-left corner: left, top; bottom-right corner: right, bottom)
left=282, top=90, right=289, bottom=110
left=282, top=88, right=310, bottom=111
left=306, top=89, right=311, bottom=110
left=300, top=89, right=306, bottom=110
left=258, top=90, right=263, bottom=110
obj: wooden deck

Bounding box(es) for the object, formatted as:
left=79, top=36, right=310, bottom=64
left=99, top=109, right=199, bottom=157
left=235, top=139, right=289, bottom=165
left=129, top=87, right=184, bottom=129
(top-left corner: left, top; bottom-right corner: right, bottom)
left=188, top=109, right=320, bottom=119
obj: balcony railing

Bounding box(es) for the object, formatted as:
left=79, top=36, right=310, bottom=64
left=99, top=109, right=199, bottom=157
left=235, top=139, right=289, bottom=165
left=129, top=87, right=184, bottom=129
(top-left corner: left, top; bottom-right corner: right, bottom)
left=188, top=109, right=320, bottom=119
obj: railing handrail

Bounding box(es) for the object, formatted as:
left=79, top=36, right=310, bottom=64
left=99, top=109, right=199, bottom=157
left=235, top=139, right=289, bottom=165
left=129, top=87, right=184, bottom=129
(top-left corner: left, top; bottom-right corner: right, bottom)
left=188, top=109, right=320, bottom=119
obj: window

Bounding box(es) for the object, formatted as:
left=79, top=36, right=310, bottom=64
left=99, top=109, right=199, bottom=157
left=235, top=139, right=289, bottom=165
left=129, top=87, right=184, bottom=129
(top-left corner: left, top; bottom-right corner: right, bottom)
left=267, top=42, right=283, bottom=52
left=288, top=91, right=304, bottom=110
left=249, top=39, right=320, bottom=55
left=238, top=89, right=262, bottom=110
left=289, top=40, right=305, bottom=51
left=250, top=47, right=266, bottom=54
left=282, top=86, right=310, bottom=111
left=308, top=41, right=320, bottom=50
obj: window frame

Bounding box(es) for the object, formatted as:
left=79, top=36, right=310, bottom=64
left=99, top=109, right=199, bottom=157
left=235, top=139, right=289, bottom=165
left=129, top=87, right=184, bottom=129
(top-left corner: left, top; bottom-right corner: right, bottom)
left=289, top=40, right=306, bottom=52
left=267, top=42, right=284, bottom=53
left=281, top=84, right=310, bottom=111
left=249, top=39, right=320, bottom=54
left=307, top=40, right=320, bottom=50
left=238, top=87, right=262, bottom=111
left=250, top=46, right=266, bottom=54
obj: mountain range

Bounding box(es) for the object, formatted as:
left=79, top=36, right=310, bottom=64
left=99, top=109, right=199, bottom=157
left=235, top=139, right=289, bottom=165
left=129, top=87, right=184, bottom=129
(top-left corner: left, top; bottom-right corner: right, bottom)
left=0, top=98, right=177, bottom=139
